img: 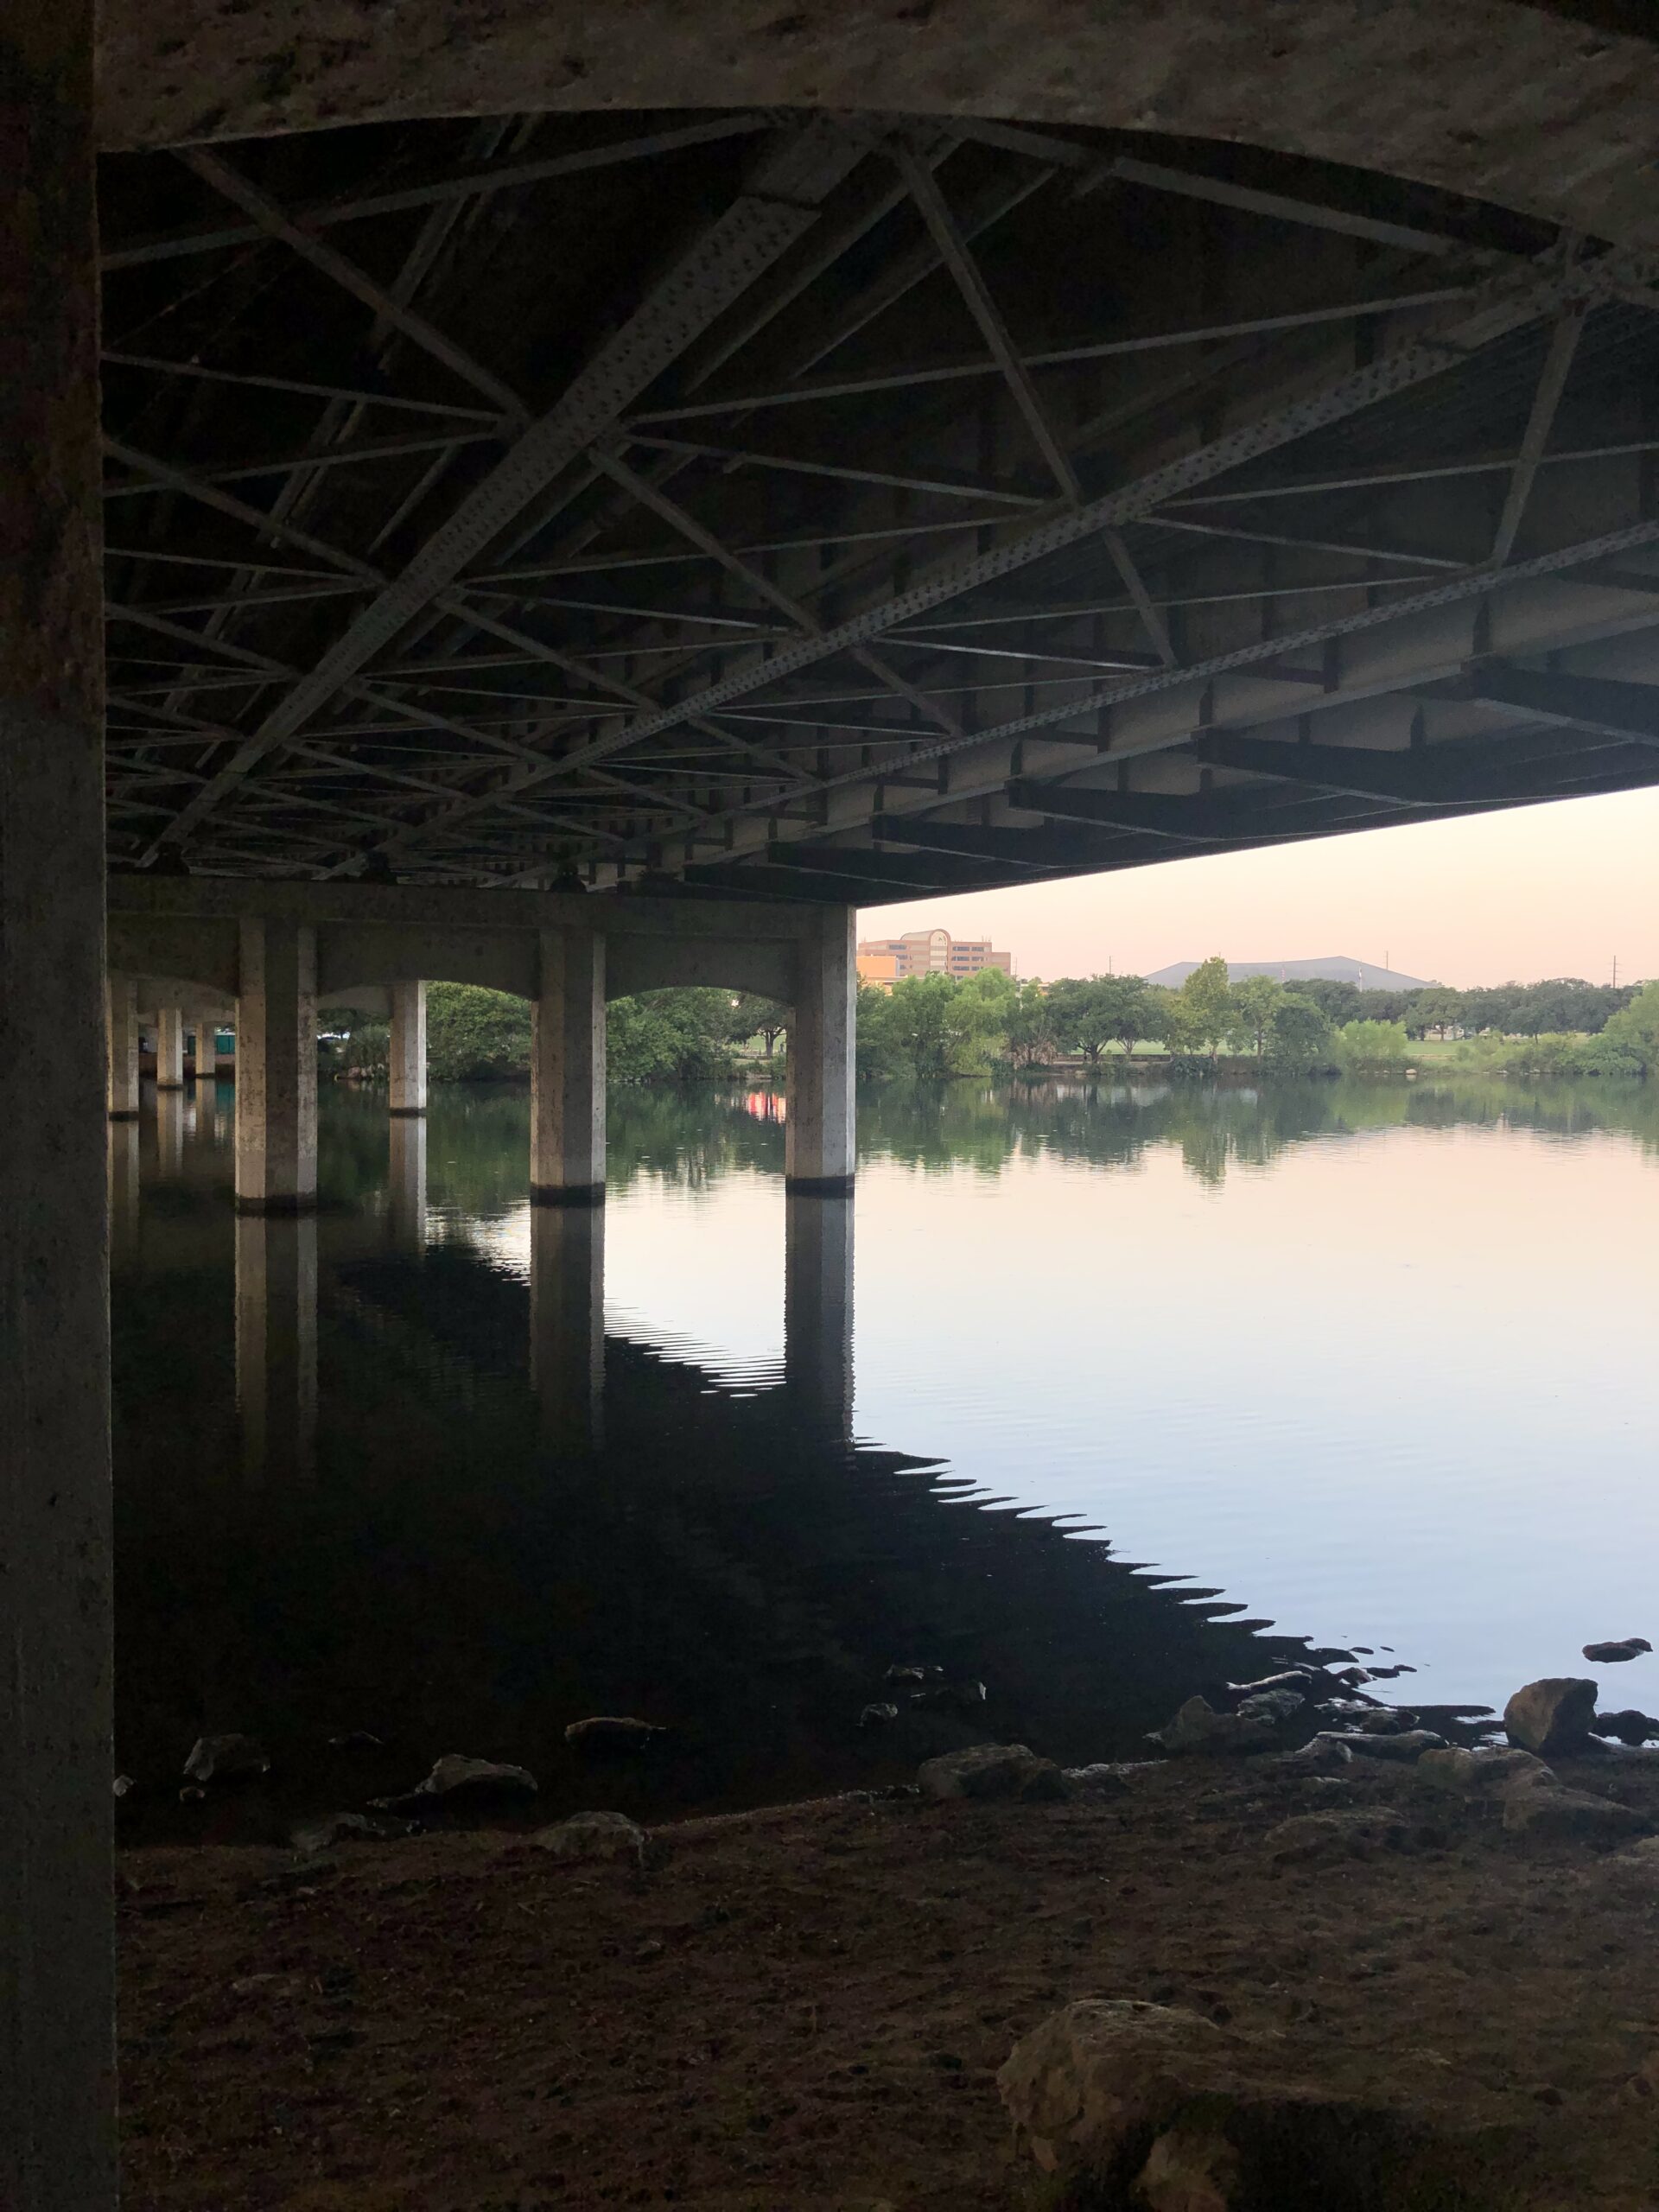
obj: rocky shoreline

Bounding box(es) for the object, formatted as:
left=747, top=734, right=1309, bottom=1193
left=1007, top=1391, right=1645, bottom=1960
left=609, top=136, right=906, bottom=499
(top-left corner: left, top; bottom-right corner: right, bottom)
left=117, top=1662, right=1659, bottom=2209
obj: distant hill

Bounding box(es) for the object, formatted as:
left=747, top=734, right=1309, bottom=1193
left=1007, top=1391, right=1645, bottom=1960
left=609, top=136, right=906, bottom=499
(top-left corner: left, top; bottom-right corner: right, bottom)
left=1145, top=956, right=1433, bottom=991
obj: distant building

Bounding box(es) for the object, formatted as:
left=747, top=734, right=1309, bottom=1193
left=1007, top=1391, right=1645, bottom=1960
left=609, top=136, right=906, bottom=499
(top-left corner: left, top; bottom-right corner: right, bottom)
left=1145, top=955, right=1432, bottom=992
left=856, top=926, right=1014, bottom=988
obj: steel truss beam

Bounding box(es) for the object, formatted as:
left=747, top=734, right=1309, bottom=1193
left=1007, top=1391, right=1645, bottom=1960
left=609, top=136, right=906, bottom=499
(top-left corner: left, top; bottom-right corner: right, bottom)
left=393, top=250, right=1637, bottom=871
left=144, top=118, right=868, bottom=859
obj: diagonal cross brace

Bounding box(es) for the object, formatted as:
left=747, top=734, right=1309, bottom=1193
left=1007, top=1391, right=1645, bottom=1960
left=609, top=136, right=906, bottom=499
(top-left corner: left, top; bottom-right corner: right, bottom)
left=381, top=251, right=1621, bottom=867
left=152, top=124, right=864, bottom=855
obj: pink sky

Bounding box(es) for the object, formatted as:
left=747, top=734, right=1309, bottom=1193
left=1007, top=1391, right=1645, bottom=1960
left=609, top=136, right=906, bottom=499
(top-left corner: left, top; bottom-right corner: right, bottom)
left=855, top=785, right=1659, bottom=988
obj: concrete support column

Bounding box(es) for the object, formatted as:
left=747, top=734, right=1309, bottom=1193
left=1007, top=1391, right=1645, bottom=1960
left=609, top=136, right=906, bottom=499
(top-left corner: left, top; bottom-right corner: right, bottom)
left=0, top=2, right=118, bottom=2202
left=785, top=906, right=856, bottom=1193
left=106, top=976, right=139, bottom=1118
left=785, top=1192, right=855, bottom=1441
left=156, top=1003, right=185, bottom=1089
left=389, top=978, right=427, bottom=1116
left=235, top=918, right=318, bottom=1213
left=193, top=1012, right=217, bottom=1083
left=530, top=1203, right=606, bottom=1451
left=387, top=1112, right=428, bottom=1249
left=235, top=1213, right=318, bottom=1484
left=531, top=929, right=605, bottom=1205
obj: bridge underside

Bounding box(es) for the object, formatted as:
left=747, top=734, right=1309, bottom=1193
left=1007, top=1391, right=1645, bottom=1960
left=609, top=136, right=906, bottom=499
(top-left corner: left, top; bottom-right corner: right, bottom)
left=103, top=105, right=1659, bottom=906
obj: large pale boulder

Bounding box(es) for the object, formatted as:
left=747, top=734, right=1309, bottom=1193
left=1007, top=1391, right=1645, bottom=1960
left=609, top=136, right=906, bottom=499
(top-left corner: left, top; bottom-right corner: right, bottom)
left=999, top=2001, right=1531, bottom=2207
left=1503, top=1678, right=1598, bottom=1756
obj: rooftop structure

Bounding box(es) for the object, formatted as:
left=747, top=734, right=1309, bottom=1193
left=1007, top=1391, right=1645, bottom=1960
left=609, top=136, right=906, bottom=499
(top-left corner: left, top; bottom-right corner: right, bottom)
left=857, top=929, right=1013, bottom=988
left=1147, top=957, right=1433, bottom=991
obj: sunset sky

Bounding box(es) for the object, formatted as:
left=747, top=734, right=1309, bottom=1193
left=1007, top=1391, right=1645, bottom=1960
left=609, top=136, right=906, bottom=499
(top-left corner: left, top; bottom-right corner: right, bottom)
left=855, top=785, right=1659, bottom=988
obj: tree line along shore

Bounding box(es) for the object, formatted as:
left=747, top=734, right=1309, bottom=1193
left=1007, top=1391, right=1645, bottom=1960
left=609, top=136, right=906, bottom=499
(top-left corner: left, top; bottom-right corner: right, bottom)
left=326, top=963, right=1659, bottom=1087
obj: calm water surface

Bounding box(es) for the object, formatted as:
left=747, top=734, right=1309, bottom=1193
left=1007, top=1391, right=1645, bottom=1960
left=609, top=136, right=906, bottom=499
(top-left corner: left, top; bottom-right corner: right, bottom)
left=111, top=1073, right=1659, bottom=1837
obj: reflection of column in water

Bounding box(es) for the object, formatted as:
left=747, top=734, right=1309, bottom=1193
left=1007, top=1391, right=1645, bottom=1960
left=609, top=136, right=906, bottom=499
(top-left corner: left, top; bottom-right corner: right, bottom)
left=155, top=1084, right=186, bottom=1174
left=235, top=1212, right=318, bottom=1484
left=530, top=1202, right=605, bottom=1452
left=387, top=1112, right=428, bottom=1249
left=784, top=1192, right=855, bottom=1441
left=107, top=1117, right=141, bottom=1265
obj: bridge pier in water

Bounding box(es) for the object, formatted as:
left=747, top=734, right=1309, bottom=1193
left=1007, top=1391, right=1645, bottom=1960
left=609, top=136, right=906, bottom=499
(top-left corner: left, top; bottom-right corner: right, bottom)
left=234, top=919, right=319, bottom=1215
left=389, top=979, right=427, bottom=1117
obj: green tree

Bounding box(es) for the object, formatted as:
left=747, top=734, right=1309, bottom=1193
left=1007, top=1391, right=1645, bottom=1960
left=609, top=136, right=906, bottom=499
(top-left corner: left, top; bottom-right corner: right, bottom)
left=1335, top=1018, right=1412, bottom=1073
left=1230, top=973, right=1284, bottom=1058
left=728, top=992, right=788, bottom=1060
left=1179, top=955, right=1235, bottom=1063
left=1264, top=994, right=1335, bottom=1073
left=1002, top=980, right=1063, bottom=1069
left=1591, top=978, right=1659, bottom=1075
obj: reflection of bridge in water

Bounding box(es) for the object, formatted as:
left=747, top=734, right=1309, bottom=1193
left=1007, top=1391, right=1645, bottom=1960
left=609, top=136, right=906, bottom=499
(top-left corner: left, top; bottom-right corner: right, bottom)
left=110, top=1087, right=1323, bottom=1835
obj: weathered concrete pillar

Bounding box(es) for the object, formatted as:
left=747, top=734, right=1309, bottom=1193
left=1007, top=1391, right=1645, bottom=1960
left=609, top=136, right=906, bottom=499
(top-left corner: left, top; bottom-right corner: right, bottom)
left=785, top=907, right=856, bottom=1193
left=531, top=930, right=605, bottom=1204
left=530, top=1201, right=605, bottom=1450
left=193, top=1011, right=218, bottom=1082
left=0, top=3, right=117, bottom=2202
left=235, top=918, right=318, bottom=1212
left=106, top=976, right=139, bottom=1118
left=387, top=1111, right=428, bottom=1249
left=235, top=1212, right=318, bottom=1484
left=156, top=1003, right=185, bottom=1089
left=389, top=977, right=427, bottom=1116
left=785, top=1192, right=855, bottom=1440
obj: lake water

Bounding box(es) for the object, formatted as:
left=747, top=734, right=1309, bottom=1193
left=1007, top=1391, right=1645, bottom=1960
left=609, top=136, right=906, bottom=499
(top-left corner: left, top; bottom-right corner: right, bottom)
left=111, top=1072, right=1659, bottom=1838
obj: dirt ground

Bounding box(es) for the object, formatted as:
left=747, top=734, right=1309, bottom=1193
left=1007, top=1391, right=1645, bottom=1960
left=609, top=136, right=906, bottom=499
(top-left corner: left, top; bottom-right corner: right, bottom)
left=118, top=1750, right=1659, bottom=2211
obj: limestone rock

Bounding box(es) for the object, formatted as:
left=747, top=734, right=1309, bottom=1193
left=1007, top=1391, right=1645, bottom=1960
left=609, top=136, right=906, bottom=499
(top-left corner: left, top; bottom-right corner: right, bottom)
left=1150, top=1697, right=1277, bottom=1757
left=181, top=1733, right=270, bottom=1785
left=1064, top=1764, right=1139, bottom=1797
left=1326, top=1727, right=1445, bottom=1763
left=859, top=1702, right=899, bottom=1728
left=1503, top=1678, right=1599, bottom=1756
left=1593, top=1708, right=1659, bottom=1745
left=1232, top=1688, right=1305, bottom=1727
left=1501, top=1772, right=1643, bottom=1842
left=1415, top=1746, right=1548, bottom=1798
left=998, top=2000, right=1231, bottom=2178
left=1136, top=2117, right=1243, bottom=2211
left=1582, top=1637, right=1651, bottom=1665
left=917, top=1742, right=1065, bottom=1802
left=1265, top=1808, right=1406, bottom=1863
left=1272, top=1736, right=1354, bottom=1776
left=532, top=1809, right=646, bottom=1864
left=372, top=1752, right=537, bottom=1814
left=563, top=1716, right=667, bottom=1754
left=290, top=1811, right=411, bottom=1854
left=1000, top=1999, right=1518, bottom=2205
